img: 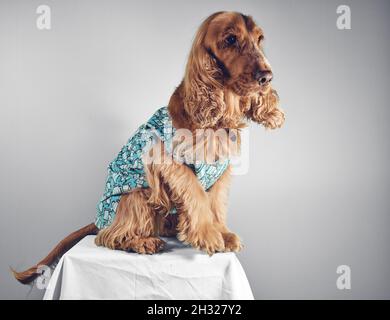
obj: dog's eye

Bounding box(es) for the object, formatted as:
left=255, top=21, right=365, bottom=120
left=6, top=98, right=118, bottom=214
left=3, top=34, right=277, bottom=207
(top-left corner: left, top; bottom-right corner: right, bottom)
left=258, top=35, right=264, bottom=44
left=225, top=35, right=237, bottom=46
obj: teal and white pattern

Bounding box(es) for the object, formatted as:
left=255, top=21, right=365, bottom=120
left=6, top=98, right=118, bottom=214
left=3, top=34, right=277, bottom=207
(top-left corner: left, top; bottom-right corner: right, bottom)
left=95, top=107, right=230, bottom=229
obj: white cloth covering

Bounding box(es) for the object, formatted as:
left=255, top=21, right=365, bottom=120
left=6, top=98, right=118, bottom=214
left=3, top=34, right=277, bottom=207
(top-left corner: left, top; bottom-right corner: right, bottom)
left=43, top=235, right=254, bottom=300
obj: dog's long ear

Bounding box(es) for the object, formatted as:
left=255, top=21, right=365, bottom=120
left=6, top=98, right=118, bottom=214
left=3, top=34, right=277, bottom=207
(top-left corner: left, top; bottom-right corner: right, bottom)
left=182, top=15, right=226, bottom=129
left=247, top=88, right=285, bottom=129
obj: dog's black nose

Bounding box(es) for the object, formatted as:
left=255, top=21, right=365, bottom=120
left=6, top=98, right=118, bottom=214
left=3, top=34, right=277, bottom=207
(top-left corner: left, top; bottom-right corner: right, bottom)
left=254, top=70, right=273, bottom=85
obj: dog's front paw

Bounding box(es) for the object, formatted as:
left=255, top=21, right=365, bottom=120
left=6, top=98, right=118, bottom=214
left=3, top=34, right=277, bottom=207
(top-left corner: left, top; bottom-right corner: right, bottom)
left=179, top=225, right=225, bottom=255
left=221, top=232, right=242, bottom=252
left=131, top=237, right=166, bottom=254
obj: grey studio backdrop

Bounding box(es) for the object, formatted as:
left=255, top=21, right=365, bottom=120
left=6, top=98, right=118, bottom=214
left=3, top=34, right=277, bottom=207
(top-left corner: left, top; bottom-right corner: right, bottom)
left=0, top=0, right=389, bottom=300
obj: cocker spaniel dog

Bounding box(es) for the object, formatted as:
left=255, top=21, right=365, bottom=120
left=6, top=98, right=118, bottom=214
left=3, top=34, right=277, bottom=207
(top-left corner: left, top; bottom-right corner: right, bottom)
left=13, top=11, right=284, bottom=284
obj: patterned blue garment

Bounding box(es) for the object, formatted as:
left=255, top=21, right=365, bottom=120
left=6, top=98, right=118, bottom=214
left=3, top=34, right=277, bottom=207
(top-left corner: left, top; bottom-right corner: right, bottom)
left=95, top=107, right=230, bottom=229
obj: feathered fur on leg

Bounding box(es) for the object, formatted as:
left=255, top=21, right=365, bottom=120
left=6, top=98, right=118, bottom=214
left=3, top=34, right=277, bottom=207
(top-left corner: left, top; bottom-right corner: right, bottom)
left=207, top=165, right=242, bottom=252
left=95, top=188, right=165, bottom=254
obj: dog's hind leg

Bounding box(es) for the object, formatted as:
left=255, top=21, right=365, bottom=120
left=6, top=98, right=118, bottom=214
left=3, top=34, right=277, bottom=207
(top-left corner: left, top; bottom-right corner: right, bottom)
left=94, top=188, right=165, bottom=254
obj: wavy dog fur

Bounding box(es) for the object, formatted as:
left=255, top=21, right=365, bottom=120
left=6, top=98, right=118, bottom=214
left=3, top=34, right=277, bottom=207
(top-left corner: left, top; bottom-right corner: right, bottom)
left=11, top=223, right=98, bottom=284
left=13, top=11, right=284, bottom=284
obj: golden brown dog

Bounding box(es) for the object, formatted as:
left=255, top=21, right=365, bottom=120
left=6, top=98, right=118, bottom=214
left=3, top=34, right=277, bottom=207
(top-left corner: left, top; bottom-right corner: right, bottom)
left=13, top=11, right=284, bottom=284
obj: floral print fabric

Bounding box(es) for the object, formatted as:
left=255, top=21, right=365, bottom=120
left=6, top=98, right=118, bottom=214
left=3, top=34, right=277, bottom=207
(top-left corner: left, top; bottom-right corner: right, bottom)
left=95, top=107, right=229, bottom=229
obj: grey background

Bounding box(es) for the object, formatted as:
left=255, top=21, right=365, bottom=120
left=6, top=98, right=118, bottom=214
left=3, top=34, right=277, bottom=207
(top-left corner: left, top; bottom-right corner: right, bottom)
left=0, top=0, right=389, bottom=299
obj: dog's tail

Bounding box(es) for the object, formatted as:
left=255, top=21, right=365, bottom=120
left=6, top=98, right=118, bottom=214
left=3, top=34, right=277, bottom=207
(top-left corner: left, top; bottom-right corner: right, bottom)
left=11, top=223, right=99, bottom=285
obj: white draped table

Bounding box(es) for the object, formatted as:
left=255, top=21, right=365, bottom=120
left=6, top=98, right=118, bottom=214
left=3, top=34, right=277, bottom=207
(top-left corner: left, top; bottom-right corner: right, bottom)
left=43, top=235, right=254, bottom=300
